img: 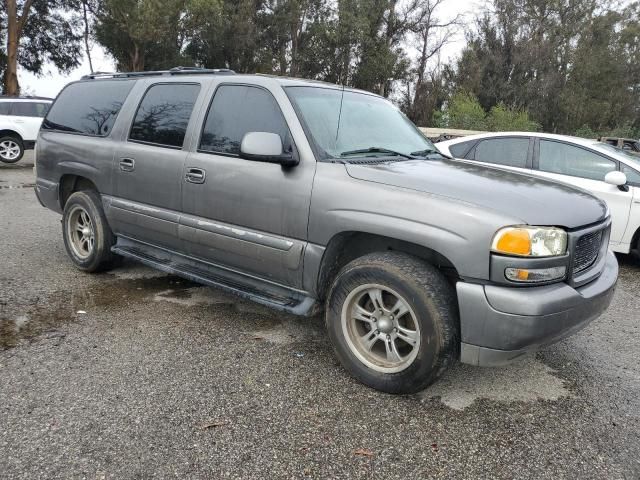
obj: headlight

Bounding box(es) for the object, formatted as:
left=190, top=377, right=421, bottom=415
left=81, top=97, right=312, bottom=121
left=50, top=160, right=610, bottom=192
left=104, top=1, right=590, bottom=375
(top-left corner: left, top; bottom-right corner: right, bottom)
left=491, top=226, right=567, bottom=257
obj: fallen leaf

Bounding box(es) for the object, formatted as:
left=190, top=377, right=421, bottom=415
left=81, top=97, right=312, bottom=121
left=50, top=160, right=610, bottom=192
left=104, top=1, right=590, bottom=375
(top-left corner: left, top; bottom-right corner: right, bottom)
left=252, top=336, right=265, bottom=341
left=431, top=443, right=439, bottom=452
left=354, top=448, right=374, bottom=458
left=199, top=420, right=229, bottom=430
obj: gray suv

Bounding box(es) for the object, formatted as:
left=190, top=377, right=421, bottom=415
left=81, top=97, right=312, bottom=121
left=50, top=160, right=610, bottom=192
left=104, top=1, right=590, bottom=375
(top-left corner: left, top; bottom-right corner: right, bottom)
left=34, top=68, right=618, bottom=393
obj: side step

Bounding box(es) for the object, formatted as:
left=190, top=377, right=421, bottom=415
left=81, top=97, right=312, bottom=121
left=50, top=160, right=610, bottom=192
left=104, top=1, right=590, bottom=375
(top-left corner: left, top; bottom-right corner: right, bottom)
left=112, top=237, right=318, bottom=316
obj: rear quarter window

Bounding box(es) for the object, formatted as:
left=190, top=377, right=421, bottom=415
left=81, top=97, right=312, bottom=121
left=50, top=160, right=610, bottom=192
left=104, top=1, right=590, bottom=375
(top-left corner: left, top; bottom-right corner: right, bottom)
left=42, top=80, right=135, bottom=136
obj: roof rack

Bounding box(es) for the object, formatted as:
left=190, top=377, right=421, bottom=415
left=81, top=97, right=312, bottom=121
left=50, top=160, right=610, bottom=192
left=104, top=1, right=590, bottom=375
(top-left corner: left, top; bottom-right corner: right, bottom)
left=81, top=66, right=236, bottom=80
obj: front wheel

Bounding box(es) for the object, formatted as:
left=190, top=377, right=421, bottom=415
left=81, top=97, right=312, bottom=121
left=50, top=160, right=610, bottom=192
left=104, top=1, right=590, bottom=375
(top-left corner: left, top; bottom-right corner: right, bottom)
left=325, top=252, right=459, bottom=394
left=0, top=135, right=24, bottom=163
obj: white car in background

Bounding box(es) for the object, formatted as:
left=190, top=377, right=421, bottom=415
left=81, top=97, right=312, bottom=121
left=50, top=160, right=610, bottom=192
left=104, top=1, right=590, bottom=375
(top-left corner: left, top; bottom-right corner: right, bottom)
left=437, top=132, right=640, bottom=254
left=0, top=96, right=52, bottom=163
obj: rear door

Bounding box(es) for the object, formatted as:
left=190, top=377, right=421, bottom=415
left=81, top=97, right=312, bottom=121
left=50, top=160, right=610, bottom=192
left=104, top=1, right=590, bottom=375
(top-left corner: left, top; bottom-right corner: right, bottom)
left=111, top=81, right=202, bottom=249
left=459, top=136, right=533, bottom=174
left=180, top=82, right=315, bottom=288
left=533, top=138, right=632, bottom=244
left=9, top=101, right=50, bottom=141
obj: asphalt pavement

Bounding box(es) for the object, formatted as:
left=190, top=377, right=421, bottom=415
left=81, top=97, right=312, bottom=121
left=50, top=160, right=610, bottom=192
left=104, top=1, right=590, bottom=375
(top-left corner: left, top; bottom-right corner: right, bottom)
left=1, top=154, right=639, bottom=479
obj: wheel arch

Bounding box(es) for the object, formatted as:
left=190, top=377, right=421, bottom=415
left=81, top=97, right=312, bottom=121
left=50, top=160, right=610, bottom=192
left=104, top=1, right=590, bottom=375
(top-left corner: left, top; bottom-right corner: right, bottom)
left=0, top=128, right=24, bottom=141
left=312, top=231, right=461, bottom=302
left=59, top=174, right=100, bottom=210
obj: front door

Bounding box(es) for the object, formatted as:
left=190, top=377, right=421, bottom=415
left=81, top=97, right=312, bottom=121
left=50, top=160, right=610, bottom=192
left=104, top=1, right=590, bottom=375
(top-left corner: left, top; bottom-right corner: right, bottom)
left=181, top=83, right=315, bottom=288
left=111, top=82, right=202, bottom=250
left=534, top=139, right=632, bottom=245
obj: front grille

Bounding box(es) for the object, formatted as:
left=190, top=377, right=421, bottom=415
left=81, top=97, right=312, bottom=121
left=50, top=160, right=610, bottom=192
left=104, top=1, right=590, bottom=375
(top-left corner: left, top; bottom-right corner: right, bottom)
left=573, top=229, right=604, bottom=275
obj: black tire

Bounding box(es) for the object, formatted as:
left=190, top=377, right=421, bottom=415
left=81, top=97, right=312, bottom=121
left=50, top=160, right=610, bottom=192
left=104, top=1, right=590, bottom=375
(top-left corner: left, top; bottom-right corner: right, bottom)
left=62, top=190, right=119, bottom=272
left=0, top=135, right=24, bottom=163
left=325, top=252, right=459, bottom=394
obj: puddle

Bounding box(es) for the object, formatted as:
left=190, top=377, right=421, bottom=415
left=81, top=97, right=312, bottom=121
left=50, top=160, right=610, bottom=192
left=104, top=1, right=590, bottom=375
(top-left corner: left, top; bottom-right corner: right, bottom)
left=419, top=357, right=572, bottom=410
left=0, top=265, right=303, bottom=350
left=152, top=287, right=235, bottom=307
left=0, top=274, right=201, bottom=350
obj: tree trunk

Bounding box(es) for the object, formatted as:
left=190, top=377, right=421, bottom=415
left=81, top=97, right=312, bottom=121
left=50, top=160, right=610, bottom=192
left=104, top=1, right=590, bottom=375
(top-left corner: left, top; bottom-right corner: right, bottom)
left=5, top=0, right=20, bottom=95
left=130, top=43, right=145, bottom=72
left=82, top=1, right=94, bottom=74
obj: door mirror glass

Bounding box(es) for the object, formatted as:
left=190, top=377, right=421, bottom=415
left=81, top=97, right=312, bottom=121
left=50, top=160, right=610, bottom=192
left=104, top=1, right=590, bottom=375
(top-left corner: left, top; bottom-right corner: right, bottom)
left=240, top=132, right=298, bottom=166
left=605, top=171, right=627, bottom=187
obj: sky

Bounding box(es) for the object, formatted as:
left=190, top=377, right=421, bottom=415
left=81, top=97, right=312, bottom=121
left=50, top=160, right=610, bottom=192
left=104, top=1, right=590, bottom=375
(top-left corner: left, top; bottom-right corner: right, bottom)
left=19, top=0, right=481, bottom=98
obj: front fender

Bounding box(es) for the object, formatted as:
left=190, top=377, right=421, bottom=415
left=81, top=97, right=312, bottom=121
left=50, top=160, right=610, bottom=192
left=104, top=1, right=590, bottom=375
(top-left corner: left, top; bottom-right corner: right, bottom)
left=308, top=163, right=523, bottom=281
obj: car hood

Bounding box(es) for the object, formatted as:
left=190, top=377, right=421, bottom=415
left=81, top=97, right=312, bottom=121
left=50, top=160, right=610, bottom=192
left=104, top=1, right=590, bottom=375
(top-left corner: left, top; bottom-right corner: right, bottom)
left=345, top=159, right=607, bottom=229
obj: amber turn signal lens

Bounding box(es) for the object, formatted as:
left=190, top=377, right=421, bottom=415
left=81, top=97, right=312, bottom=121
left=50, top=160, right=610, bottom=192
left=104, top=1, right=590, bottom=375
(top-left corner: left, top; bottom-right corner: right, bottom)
left=494, top=229, right=531, bottom=256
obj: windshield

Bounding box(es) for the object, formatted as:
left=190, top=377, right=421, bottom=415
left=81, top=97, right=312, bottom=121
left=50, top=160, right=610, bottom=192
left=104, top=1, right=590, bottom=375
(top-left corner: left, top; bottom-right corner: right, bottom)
left=286, top=86, right=438, bottom=160
left=596, top=142, right=640, bottom=164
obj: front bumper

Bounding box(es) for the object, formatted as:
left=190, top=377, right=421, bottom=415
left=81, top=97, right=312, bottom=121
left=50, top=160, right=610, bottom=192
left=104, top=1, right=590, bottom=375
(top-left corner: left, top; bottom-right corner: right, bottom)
left=457, top=250, right=618, bottom=366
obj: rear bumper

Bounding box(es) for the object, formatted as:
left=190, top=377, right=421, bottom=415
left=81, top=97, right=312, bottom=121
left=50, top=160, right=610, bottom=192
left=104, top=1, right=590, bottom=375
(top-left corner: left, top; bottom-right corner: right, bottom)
left=457, top=250, right=618, bottom=366
left=34, top=178, right=61, bottom=213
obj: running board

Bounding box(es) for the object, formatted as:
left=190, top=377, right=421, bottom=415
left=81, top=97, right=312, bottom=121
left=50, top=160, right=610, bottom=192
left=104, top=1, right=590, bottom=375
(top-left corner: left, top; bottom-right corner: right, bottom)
left=112, top=237, right=317, bottom=316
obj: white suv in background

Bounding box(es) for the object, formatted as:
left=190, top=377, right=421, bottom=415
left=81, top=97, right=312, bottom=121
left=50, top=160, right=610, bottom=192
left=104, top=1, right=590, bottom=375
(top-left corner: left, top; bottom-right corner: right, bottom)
left=0, top=96, right=52, bottom=163
left=437, top=132, right=640, bottom=254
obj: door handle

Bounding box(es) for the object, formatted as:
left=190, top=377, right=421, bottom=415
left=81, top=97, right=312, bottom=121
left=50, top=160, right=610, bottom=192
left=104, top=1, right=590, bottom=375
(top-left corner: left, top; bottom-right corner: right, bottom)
left=185, top=167, right=206, bottom=184
left=119, top=158, right=135, bottom=172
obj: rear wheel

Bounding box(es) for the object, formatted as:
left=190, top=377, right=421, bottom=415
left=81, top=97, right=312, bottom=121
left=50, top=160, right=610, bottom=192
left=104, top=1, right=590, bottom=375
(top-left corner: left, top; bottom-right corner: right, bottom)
left=0, top=135, right=24, bottom=163
left=62, top=190, right=118, bottom=272
left=326, top=252, right=459, bottom=394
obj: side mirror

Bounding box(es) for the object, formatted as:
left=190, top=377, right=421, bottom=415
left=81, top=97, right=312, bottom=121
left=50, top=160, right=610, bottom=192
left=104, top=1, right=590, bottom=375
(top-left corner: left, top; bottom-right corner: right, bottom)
left=240, top=132, right=298, bottom=167
left=605, top=171, right=629, bottom=191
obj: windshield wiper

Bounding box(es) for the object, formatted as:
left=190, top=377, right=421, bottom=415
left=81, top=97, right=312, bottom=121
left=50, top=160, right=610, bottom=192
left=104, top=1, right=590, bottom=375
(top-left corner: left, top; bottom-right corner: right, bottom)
left=410, top=148, right=450, bottom=159
left=339, top=147, right=416, bottom=159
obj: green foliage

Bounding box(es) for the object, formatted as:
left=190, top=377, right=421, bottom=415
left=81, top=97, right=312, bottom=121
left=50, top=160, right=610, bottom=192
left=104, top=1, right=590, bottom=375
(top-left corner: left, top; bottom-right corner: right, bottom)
left=447, top=92, right=487, bottom=130
left=94, top=0, right=193, bottom=71
left=436, top=93, right=539, bottom=132
left=574, top=125, right=598, bottom=139
left=450, top=0, right=640, bottom=135
left=487, top=103, right=540, bottom=132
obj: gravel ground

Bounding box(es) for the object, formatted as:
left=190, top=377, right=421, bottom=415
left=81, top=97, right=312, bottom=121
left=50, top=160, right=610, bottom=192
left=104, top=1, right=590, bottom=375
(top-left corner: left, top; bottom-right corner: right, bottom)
left=1, top=157, right=639, bottom=479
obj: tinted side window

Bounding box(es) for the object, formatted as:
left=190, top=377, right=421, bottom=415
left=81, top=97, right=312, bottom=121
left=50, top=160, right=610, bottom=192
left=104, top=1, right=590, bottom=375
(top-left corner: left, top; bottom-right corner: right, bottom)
left=449, top=141, right=475, bottom=158
left=539, top=141, right=616, bottom=181
left=200, top=85, right=291, bottom=155
left=0, top=102, right=12, bottom=115
left=473, top=138, right=529, bottom=168
left=43, top=80, right=135, bottom=136
left=129, top=83, right=200, bottom=148
left=621, top=164, right=640, bottom=185
left=12, top=102, right=50, bottom=117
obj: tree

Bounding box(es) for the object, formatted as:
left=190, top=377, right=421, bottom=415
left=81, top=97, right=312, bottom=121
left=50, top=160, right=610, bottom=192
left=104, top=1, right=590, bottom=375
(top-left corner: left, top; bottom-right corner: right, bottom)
left=94, top=0, right=192, bottom=72
left=2, top=0, right=82, bottom=94
left=451, top=0, right=600, bottom=133
left=403, top=0, right=461, bottom=124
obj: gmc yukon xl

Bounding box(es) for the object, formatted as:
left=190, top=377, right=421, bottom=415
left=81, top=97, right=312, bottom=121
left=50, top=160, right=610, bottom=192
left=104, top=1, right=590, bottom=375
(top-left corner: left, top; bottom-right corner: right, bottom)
left=34, top=68, right=618, bottom=393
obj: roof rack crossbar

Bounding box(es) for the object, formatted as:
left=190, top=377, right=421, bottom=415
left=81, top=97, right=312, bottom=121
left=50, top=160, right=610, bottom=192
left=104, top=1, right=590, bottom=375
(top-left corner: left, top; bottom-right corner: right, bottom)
left=81, top=67, right=236, bottom=80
